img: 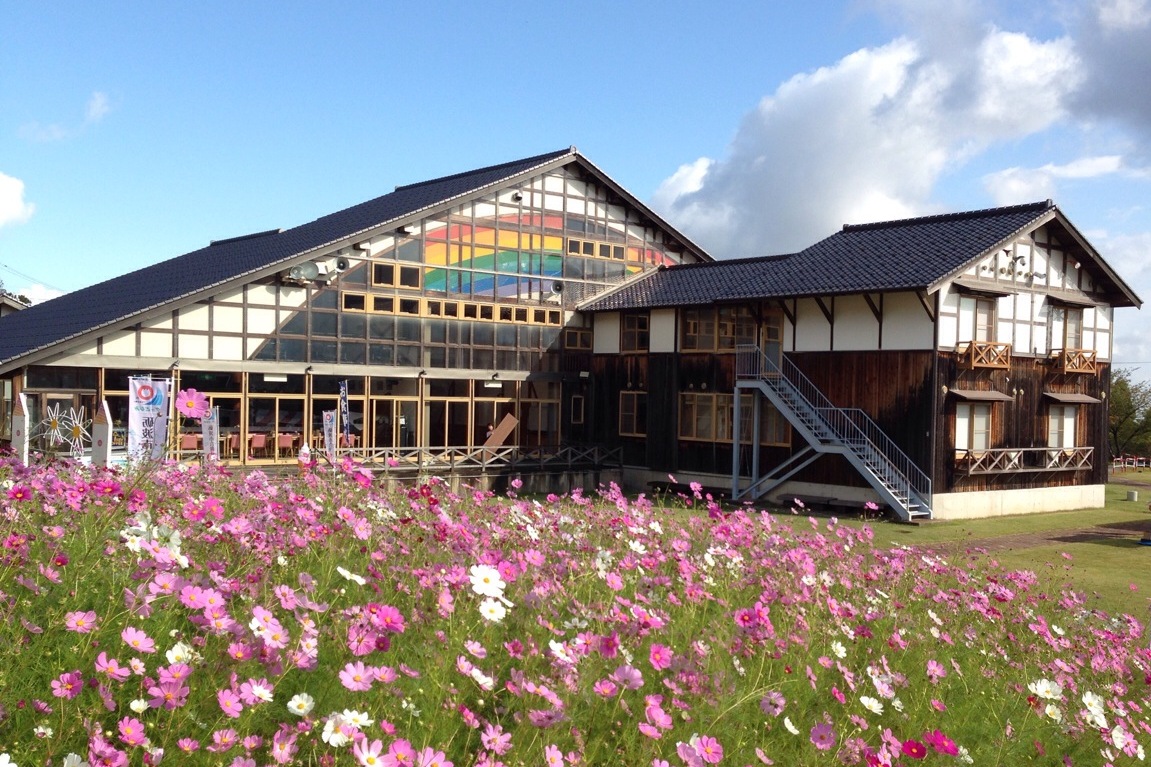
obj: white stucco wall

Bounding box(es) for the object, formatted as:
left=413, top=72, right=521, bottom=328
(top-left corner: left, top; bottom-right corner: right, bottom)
left=594, top=312, right=621, bottom=354
left=883, top=292, right=934, bottom=349
left=794, top=299, right=831, bottom=351
left=833, top=295, right=877, bottom=351
left=650, top=308, right=677, bottom=353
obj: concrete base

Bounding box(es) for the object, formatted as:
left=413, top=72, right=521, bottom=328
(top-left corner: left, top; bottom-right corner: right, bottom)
left=930, top=484, right=1106, bottom=520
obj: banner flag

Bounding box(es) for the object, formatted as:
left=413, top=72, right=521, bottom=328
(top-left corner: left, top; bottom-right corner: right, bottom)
left=201, top=407, right=220, bottom=461
left=128, top=377, right=170, bottom=460
left=322, top=410, right=337, bottom=463
left=339, top=380, right=351, bottom=446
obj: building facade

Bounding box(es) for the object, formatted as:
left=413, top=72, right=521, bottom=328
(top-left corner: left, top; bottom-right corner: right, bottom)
left=0, top=150, right=1140, bottom=519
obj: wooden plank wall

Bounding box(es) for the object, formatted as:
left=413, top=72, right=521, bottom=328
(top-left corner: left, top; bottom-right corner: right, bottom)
left=787, top=350, right=936, bottom=491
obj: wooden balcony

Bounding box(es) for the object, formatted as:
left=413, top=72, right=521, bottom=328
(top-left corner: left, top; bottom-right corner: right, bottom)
left=956, top=341, right=1011, bottom=370
left=1049, top=348, right=1097, bottom=374
left=954, top=446, right=1093, bottom=475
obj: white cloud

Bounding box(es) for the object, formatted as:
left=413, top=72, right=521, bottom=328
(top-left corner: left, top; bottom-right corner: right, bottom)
left=85, top=91, right=111, bottom=124
left=656, top=26, right=1081, bottom=256
left=19, top=90, right=112, bottom=143
left=0, top=172, right=35, bottom=229
left=983, top=155, right=1125, bottom=204
left=1096, top=0, right=1151, bottom=30
left=9, top=284, right=65, bottom=306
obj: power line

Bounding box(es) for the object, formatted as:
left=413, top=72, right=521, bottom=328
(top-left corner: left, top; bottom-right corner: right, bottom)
left=0, top=262, right=65, bottom=292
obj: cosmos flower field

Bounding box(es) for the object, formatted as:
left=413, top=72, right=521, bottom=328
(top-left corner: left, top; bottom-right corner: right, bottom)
left=0, top=454, right=1148, bottom=766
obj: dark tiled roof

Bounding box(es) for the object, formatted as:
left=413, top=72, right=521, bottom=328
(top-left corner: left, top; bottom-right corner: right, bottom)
left=0, top=148, right=575, bottom=369
left=584, top=201, right=1058, bottom=310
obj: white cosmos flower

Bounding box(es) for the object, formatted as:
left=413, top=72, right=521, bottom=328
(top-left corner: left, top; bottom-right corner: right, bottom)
left=341, top=709, right=374, bottom=729
left=287, top=692, right=315, bottom=716
left=1112, top=726, right=1130, bottom=750
left=468, top=564, right=506, bottom=598
left=860, top=696, right=884, bottom=715
left=831, top=641, right=846, bottom=659
left=1083, top=690, right=1105, bottom=716
left=129, top=699, right=149, bottom=714
left=470, top=667, right=495, bottom=690
left=479, top=598, right=507, bottom=623
left=62, top=755, right=88, bottom=767
left=166, top=641, right=196, bottom=665
left=1045, top=704, right=1062, bottom=722
left=1027, top=678, right=1063, bottom=701
left=336, top=566, right=366, bottom=586
left=783, top=717, right=800, bottom=735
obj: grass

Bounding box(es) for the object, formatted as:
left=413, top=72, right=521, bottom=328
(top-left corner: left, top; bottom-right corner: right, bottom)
left=834, top=472, right=1151, bottom=618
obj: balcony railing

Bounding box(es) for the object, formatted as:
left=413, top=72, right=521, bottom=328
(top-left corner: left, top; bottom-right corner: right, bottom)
left=956, top=341, right=1011, bottom=369
left=1049, top=348, right=1097, bottom=374
left=954, top=446, right=1093, bottom=475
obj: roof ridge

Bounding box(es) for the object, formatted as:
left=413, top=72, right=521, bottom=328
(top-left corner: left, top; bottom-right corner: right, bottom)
left=841, top=200, right=1054, bottom=233
left=393, top=147, right=574, bottom=192
left=666, top=253, right=793, bottom=270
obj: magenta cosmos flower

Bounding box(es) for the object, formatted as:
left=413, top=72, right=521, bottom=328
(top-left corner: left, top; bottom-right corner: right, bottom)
left=175, top=388, right=211, bottom=419
left=902, top=739, right=928, bottom=759
left=64, top=610, right=99, bottom=633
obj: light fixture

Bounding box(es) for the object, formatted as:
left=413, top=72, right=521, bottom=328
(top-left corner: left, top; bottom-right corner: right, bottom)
left=397, top=225, right=416, bottom=236
left=169, top=359, right=179, bottom=371
left=1011, top=253, right=1026, bottom=264
left=304, top=366, right=314, bottom=374
left=511, top=191, right=523, bottom=202
left=1073, top=261, right=1082, bottom=270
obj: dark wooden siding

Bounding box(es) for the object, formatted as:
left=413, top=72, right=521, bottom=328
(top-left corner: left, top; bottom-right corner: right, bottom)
left=787, top=350, right=936, bottom=490
left=934, top=354, right=1109, bottom=491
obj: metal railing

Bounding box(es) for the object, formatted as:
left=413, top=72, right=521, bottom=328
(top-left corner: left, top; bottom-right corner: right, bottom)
left=347, top=443, right=622, bottom=473
left=736, top=345, right=932, bottom=515
left=955, top=446, right=1093, bottom=474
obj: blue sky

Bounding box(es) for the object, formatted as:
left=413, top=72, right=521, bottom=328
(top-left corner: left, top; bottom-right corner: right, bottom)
left=2, top=1, right=1150, bottom=369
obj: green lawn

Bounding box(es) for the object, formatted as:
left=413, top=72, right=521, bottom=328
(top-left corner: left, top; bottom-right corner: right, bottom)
left=857, top=475, right=1151, bottom=618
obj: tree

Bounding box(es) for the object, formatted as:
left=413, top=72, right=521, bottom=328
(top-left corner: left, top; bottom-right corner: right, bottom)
left=1108, top=368, right=1151, bottom=458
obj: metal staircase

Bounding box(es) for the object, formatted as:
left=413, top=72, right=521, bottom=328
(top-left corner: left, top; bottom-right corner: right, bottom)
left=732, top=345, right=932, bottom=521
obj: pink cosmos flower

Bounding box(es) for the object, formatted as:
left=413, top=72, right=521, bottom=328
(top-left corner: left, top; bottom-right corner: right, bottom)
left=148, top=679, right=190, bottom=709
left=96, top=652, right=131, bottom=682
left=382, top=738, right=416, bottom=767
left=611, top=664, right=644, bottom=690
left=177, top=738, right=200, bottom=753
left=415, top=746, right=452, bottom=767
left=218, top=688, right=244, bottom=718
left=923, top=730, right=959, bottom=756
left=481, top=723, right=511, bottom=755
left=354, top=738, right=384, bottom=766
left=810, top=722, right=836, bottom=751
left=544, top=744, right=563, bottom=766
left=649, top=643, right=673, bottom=671
left=65, top=609, right=99, bottom=633
left=118, top=716, right=147, bottom=747
left=694, top=735, right=723, bottom=764
left=175, top=388, right=211, bottom=419
left=51, top=670, right=84, bottom=699
left=121, top=626, right=156, bottom=653
left=341, top=661, right=374, bottom=691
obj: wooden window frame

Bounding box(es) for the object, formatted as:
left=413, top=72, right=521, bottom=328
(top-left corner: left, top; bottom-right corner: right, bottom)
left=621, top=312, right=650, bottom=352
left=619, top=391, right=647, bottom=437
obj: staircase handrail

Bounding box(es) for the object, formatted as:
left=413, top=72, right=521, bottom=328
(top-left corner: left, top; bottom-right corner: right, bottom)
left=737, top=345, right=932, bottom=504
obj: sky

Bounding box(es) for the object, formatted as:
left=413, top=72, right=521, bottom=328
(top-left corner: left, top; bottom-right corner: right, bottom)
left=1, top=0, right=1149, bottom=373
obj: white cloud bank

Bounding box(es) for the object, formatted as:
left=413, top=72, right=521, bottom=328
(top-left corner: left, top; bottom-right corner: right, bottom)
left=0, top=172, right=35, bottom=229
left=655, top=25, right=1081, bottom=256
